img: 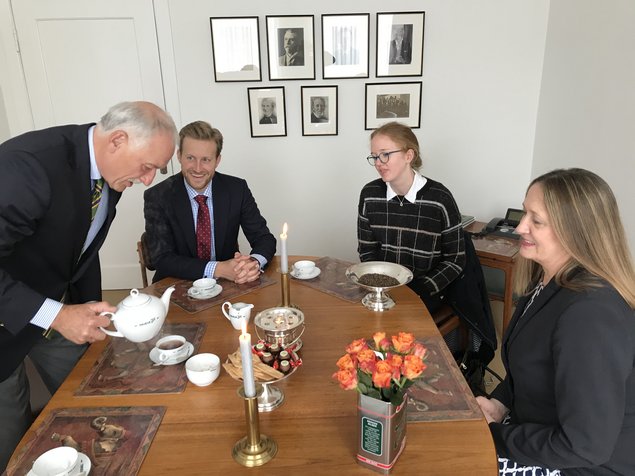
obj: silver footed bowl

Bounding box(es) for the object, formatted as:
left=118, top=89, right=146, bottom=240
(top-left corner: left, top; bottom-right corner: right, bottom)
left=346, top=261, right=413, bottom=311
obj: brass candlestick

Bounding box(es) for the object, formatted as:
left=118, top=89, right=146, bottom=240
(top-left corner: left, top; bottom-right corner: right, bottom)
left=232, top=385, right=277, bottom=467
left=281, top=272, right=291, bottom=307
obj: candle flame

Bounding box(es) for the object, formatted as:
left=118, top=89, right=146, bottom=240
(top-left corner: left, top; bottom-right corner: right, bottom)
left=241, top=318, right=247, bottom=335
left=281, top=222, right=288, bottom=239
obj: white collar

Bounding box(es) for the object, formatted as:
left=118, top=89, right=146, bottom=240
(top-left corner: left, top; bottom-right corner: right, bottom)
left=386, top=171, right=427, bottom=204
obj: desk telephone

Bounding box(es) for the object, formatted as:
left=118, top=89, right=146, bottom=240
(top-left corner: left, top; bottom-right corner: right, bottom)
left=484, top=208, right=524, bottom=239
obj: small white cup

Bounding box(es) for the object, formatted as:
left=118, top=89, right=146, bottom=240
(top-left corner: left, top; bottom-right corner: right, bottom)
left=155, top=335, right=187, bottom=362
left=32, top=446, right=79, bottom=476
left=294, top=260, right=316, bottom=277
left=222, top=302, right=254, bottom=330
left=186, top=353, right=221, bottom=386
left=190, top=278, right=216, bottom=296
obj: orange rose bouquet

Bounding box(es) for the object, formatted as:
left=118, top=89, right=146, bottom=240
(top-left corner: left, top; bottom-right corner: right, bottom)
left=333, top=331, right=427, bottom=405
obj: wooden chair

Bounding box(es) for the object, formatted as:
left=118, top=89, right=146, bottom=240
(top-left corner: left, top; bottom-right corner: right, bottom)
left=136, top=232, right=154, bottom=288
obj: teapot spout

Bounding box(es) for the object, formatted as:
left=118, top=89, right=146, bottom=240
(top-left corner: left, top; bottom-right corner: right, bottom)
left=160, top=286, right=176, bottom=313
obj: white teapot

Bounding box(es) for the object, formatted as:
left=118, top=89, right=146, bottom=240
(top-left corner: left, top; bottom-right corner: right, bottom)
left=100, top=287, right=175, bottom=342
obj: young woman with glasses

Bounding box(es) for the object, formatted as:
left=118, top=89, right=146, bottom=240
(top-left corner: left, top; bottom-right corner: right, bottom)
left=357, top=121, right=465, bottom=314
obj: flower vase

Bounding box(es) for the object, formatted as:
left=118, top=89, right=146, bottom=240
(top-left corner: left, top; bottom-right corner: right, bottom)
left=356, top=393, right=407, bottom=474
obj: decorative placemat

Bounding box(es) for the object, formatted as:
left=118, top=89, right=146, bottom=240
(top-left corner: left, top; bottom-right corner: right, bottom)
left=5, top=406, right=165, bottom=476
left=76, top=323, right=206, bottom=396
left=406, top=335, right=482, bottom=422
left=154, top=275, right=276, bottom=313
left=291, top=256, right=367, bottom=303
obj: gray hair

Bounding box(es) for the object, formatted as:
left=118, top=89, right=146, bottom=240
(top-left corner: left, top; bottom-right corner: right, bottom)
left=98, top=101, right=177, bottom=146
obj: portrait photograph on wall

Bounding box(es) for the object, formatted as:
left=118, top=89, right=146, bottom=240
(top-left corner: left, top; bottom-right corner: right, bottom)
left=209, top=16, right=261, bottom=82
left=266, top=15, right=315, bottom=80
left=301, top=85, right=338, bottom=136
left=376, top=12, right=425, bottom=77
left=321, top=13, right=369, bottom=79
left=365, top=82, right=422, bottom=129
left=247, top=86, right=287, bottom=137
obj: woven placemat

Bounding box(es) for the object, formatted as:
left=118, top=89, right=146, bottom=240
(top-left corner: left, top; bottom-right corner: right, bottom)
left=291, top=256, right=367, bottom=303
left=76, top=322, right=206, bottom=396
left=6, top=406, right=165, bottom=476
left=154, top=275, right=276, bottom=313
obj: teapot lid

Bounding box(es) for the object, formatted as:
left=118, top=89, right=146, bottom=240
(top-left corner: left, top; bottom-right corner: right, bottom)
left=121, top=289, right=151, bottom=307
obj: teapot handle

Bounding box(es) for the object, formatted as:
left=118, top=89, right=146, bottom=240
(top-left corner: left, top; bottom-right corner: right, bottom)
left=98, top=311, right=124, bottom=338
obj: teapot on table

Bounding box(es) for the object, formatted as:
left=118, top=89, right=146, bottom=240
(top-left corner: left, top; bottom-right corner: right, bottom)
left=99, top=287, right=175, bottom=342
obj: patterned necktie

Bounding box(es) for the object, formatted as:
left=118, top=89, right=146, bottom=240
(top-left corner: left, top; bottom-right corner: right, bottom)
left=91, top=178, right=104, bottom=222
left=195, top=195, right=211, bottom=260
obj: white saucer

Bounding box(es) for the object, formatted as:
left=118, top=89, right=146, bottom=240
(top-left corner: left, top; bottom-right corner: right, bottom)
left=28, top=452, right=91, bottom=476
left=149, top=342, right=194, bottom=365
left=291, top=267, right=321, bottom=280
left=187, top=284, right=222, bottom=300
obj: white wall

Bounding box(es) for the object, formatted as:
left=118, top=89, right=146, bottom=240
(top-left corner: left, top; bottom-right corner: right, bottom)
left=165, top=0, right=549, bottom=262
left=532, top=0, right=635, bottom=253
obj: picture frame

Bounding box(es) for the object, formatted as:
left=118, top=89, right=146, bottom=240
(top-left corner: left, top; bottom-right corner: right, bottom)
left=376, top=12, right=425, bottom=77
left=266, top=15, right=315, bottom=80
left=321, top=13, right=369, bottom=79
left=210, top=16, right=261, bottom=82
left=301, top=85, right=338, bottom=136
left=364, top=82, right=422, bottom=130
left=247, top=87, right=287, bottom=137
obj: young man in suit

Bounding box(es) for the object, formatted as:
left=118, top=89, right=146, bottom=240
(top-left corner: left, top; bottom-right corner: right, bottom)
left=0, top=101, right=177, bottom=471
left=143, top=121, right=276, bottom=284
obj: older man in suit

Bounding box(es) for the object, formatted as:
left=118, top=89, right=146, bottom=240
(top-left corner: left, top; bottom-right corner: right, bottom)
left=143, top=121, right=276, bottom=285
left=0, top=101, right=177, bottom=471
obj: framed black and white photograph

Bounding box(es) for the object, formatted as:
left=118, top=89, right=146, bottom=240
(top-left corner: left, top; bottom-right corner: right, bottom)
left=301, top=85, right=338, bottom=136
left=365, top=82, right=422, bottom=130
left=266, top=15, right=315, bottom=80
left=376, top=12, right=425, bottom=77
left=321, top=13, right=369, bottom=79
left=210, top=16, right=261, bottom=82
left=247, top=87, right=287, bottom=137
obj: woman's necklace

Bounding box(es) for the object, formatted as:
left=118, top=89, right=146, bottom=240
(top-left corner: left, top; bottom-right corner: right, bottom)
left=396, top=195, right=406, bottom=207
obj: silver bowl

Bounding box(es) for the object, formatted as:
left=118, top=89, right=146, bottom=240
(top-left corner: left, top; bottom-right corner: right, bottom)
left=346, top=261, right=413, bottom=311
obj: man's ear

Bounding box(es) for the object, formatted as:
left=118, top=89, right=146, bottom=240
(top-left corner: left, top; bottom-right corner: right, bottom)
left=108, top=130, right=128, bottom=152
left=215, top=154, right=222, bottom=167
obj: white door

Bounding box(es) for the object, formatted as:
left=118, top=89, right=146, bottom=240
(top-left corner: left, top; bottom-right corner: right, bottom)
left=11, top=0, right=174, bottom=289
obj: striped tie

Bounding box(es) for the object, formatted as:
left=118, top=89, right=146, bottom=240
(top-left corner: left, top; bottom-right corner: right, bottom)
left=91, top=178, right=104, bottom=221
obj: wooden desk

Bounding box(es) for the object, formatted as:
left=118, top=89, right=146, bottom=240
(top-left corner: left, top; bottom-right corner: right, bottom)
left=466, top=223, right=520, bottom=333
left=9, top=257, right=496, bottom=475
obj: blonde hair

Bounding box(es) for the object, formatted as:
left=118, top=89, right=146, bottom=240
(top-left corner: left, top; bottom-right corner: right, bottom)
left=514, top=168, right=635, bottom=308
left=178, top=121, right=223, bottom=157
left=371, top=122, right=422, bottom=169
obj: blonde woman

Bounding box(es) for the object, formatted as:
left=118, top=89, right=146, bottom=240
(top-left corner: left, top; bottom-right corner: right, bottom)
left=357, top=122, right=465, bottom=314
left=477, top=168, right=635, bottom=475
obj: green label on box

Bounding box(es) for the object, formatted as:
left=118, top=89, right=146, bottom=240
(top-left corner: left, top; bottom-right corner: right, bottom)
left=361, top=417, right=383, bottom=456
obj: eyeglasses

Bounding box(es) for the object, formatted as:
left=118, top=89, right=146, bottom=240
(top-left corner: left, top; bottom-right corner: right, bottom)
left=366, top=149, right=403, bottom=166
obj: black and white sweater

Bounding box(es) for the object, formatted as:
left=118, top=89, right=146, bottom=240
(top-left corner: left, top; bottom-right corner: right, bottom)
left=357, top=177, right=465, bottom=297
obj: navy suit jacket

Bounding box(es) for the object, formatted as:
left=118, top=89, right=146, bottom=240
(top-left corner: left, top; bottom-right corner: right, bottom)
left=143, top=172, right=276, bottom=283
left=0, top=124, right=121, bottom=381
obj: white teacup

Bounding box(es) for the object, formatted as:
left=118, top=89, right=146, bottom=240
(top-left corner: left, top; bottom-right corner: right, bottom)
left=185, top=353, right=221, bottom=386
left=222, top=301, right=254, bottom=330
left=32, top=446, right=80, bottom=476
left=155, top=334, right=187, bottom=362
left=293, top=260, right=316, bottom=277
left=189, top=278, right=216, bottom=297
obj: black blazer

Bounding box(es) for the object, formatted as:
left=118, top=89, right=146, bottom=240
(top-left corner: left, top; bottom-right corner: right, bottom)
left=490, top=278, right=635, bottom=475
left=0, top=124, right=121, bottom=381
left=143, top=172, right=276, bottom=283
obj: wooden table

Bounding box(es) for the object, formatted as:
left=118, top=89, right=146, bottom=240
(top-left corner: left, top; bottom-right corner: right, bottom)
left=467, top=223, right=520, bottom=333
left=10, top=257, right=497, bottom=475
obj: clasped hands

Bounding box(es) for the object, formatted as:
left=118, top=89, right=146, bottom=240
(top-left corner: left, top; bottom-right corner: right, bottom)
left=215, top=252, right=261, bottom=284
